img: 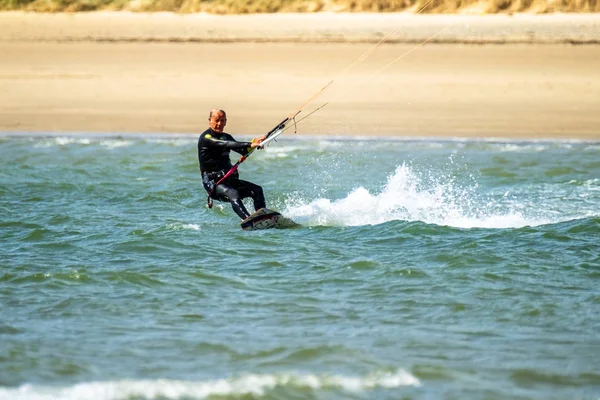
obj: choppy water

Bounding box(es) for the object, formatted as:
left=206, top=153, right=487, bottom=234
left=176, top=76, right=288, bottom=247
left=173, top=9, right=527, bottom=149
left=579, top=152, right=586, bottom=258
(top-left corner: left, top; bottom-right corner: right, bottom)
left=1, top=134, right=599, bottom=400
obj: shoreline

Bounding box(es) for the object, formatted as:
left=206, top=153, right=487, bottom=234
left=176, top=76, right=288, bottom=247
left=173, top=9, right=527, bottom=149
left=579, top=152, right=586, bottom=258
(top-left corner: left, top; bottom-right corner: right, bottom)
left=1, top=12, right=600, bottom=139
left=3, top=131, right=600, bottom=143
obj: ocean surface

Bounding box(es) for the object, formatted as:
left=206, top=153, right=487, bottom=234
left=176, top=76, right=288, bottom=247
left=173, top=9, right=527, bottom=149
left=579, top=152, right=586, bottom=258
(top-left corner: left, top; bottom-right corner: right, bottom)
left=1, top=134, right=599, bottom=400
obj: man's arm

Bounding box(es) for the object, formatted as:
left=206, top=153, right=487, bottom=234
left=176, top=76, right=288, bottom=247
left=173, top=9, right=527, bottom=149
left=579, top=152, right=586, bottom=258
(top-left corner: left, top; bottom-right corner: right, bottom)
left=201, top=132, right=251, bottom=151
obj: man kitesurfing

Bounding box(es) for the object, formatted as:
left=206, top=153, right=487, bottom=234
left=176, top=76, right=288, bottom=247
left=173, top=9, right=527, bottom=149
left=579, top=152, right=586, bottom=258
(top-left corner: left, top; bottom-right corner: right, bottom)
left=197, top=16, right=441, bottom=230
left=198, top=109, right=267, bottom=220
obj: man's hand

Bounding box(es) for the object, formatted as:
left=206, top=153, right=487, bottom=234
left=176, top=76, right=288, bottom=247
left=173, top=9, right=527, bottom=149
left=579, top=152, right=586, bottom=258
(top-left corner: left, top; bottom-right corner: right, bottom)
left=250, top=135, right=267, bottom=149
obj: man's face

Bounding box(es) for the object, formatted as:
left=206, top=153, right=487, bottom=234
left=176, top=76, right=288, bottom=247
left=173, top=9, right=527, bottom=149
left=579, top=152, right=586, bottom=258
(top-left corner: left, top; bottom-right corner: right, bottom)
left=209, top=112, right=227, bottom=133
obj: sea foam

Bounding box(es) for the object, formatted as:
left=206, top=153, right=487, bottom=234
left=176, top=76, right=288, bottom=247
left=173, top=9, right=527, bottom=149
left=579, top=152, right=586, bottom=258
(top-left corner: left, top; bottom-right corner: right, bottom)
left=0, top=370, right=419, bottom=400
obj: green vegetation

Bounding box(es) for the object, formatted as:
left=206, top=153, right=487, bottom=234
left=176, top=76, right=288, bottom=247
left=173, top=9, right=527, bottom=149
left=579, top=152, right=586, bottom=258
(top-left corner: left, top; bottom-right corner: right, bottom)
left=0, top=0, right=598, bottom=13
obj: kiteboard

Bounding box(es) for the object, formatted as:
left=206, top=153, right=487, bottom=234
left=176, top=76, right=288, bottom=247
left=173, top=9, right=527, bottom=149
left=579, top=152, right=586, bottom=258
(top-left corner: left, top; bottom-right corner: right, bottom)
left=240, top=208, right=298, bottom=231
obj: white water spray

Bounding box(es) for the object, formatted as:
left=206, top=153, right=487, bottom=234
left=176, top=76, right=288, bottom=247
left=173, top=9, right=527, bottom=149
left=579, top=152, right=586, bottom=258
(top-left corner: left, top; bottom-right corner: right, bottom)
left=284, top=163, right=552, bottom=229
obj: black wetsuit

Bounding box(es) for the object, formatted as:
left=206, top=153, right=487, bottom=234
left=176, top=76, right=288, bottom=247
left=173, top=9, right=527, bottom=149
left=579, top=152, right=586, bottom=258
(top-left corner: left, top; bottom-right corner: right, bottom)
left=198, top=128, right=265, bottom=219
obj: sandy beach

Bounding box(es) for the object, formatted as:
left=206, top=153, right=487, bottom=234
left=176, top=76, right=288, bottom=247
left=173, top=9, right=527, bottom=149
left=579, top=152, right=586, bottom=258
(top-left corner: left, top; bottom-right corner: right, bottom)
left=1, top=12, right=599, bottom=139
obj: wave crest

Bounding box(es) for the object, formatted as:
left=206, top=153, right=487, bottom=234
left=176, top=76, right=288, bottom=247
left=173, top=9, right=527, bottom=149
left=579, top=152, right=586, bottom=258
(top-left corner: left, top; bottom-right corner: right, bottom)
left=0, top=370, right=419, bottom=400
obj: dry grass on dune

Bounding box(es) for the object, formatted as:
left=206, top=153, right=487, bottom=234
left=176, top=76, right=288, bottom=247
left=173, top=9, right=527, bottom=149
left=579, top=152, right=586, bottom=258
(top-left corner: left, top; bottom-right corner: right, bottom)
left=1, top=0, right=598, bottom=13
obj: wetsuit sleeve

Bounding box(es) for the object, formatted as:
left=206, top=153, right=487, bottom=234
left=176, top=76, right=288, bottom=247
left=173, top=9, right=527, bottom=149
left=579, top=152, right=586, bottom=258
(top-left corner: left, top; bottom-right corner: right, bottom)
left=201, top=132, right=252, bottom=155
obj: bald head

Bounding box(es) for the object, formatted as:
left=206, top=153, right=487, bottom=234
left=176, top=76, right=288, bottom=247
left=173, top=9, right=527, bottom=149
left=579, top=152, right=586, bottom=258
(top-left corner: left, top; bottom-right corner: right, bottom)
left=208, top=109, right=227, bottom=133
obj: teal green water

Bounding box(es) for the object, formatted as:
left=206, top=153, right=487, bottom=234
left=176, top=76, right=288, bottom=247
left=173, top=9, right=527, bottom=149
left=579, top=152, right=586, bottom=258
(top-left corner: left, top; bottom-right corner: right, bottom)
left=1, top=134, right=599, bottom=400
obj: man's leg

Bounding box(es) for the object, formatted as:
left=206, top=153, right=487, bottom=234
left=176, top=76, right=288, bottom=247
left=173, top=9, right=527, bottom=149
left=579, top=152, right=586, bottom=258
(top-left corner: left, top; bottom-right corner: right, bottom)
left=214, top=184, right=251, bottom=219
left=236, top=180, right=266, bottom=212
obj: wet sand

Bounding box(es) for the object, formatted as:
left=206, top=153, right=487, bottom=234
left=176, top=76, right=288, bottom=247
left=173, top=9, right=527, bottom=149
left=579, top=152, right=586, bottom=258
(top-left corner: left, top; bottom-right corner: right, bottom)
left=1, top=12, right=599, bottom=139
